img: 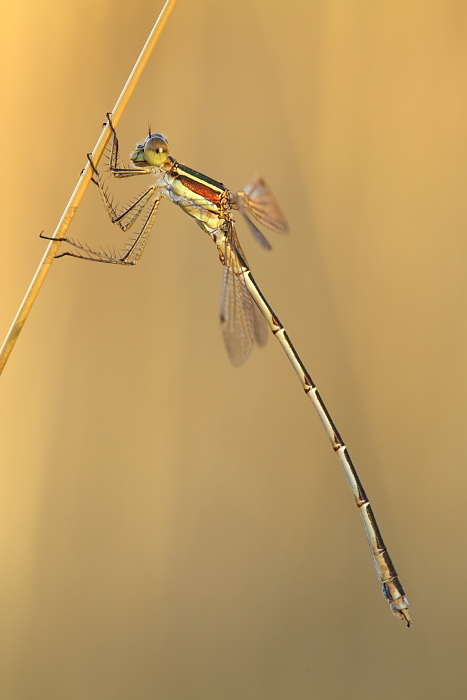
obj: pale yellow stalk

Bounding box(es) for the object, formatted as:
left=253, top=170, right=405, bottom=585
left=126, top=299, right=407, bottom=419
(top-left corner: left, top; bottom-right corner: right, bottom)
left=0, top=0, right=178, bottom=375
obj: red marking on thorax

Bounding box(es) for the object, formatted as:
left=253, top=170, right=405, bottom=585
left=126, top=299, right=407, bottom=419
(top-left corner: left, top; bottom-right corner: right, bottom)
left=178, top=175, right=222, bottom=206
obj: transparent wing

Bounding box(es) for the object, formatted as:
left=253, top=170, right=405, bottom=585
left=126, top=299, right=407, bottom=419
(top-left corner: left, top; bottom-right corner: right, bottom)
left=231, top=226, right=270, bottom=349
left=238, top=177, right=289, bottom=235
left=220, top=264, right=255, bottom=366
left=219, top=225, right=269, bottom=365
left=237, top=204, right=272, bottom=250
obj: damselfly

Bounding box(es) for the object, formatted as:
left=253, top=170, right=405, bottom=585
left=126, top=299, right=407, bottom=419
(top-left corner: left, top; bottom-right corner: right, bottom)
left=42, top=115, right=411, bottom=625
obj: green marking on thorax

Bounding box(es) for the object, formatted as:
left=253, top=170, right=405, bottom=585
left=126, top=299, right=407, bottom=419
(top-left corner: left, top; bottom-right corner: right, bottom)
left=176, top=163, right=226, bottom=193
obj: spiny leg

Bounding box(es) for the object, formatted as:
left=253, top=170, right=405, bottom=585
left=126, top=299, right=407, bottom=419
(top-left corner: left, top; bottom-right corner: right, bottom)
left=105, top=113, right=153, bottom=179
left=122, top=193, right=162, bottom=264
left=86, top=145, right=158, bottom=232
left=217, top=238, right=411, bottom=626
left=41, top=117, right=163, bottom=265
left=39, top=193, right=162, bottom=265
left=111, top=186, right=160, bottom=231
left=96, top=175, right=159, bottom=233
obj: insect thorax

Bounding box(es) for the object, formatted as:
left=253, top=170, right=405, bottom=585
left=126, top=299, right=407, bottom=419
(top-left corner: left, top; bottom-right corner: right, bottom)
left=162, top=162, right=230, bottom=232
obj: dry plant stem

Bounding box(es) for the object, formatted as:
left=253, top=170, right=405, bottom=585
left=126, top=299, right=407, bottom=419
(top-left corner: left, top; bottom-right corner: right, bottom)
left=0, top=0, right=178, bottom=376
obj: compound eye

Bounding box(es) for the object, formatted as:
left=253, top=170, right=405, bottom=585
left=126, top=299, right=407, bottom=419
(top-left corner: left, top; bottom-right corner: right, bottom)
left=143, top=134, right=169, bottom=166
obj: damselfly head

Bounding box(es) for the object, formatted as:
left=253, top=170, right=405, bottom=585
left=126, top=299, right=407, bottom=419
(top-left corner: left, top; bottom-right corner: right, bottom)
left=130, top=133, right=169, bottom=168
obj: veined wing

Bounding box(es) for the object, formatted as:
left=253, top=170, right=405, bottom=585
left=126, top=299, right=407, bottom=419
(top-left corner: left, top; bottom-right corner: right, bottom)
left=238, top=177, right=289, bottom=235
left=237, top=203, right=272, bottom=250
left=219, top=225, right=269, bottom=365
left=231, top=226, right=269, bottom=348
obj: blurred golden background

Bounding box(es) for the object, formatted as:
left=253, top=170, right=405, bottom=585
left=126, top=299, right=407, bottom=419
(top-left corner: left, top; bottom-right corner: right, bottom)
left=1, top=1, right=466, bottom=697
